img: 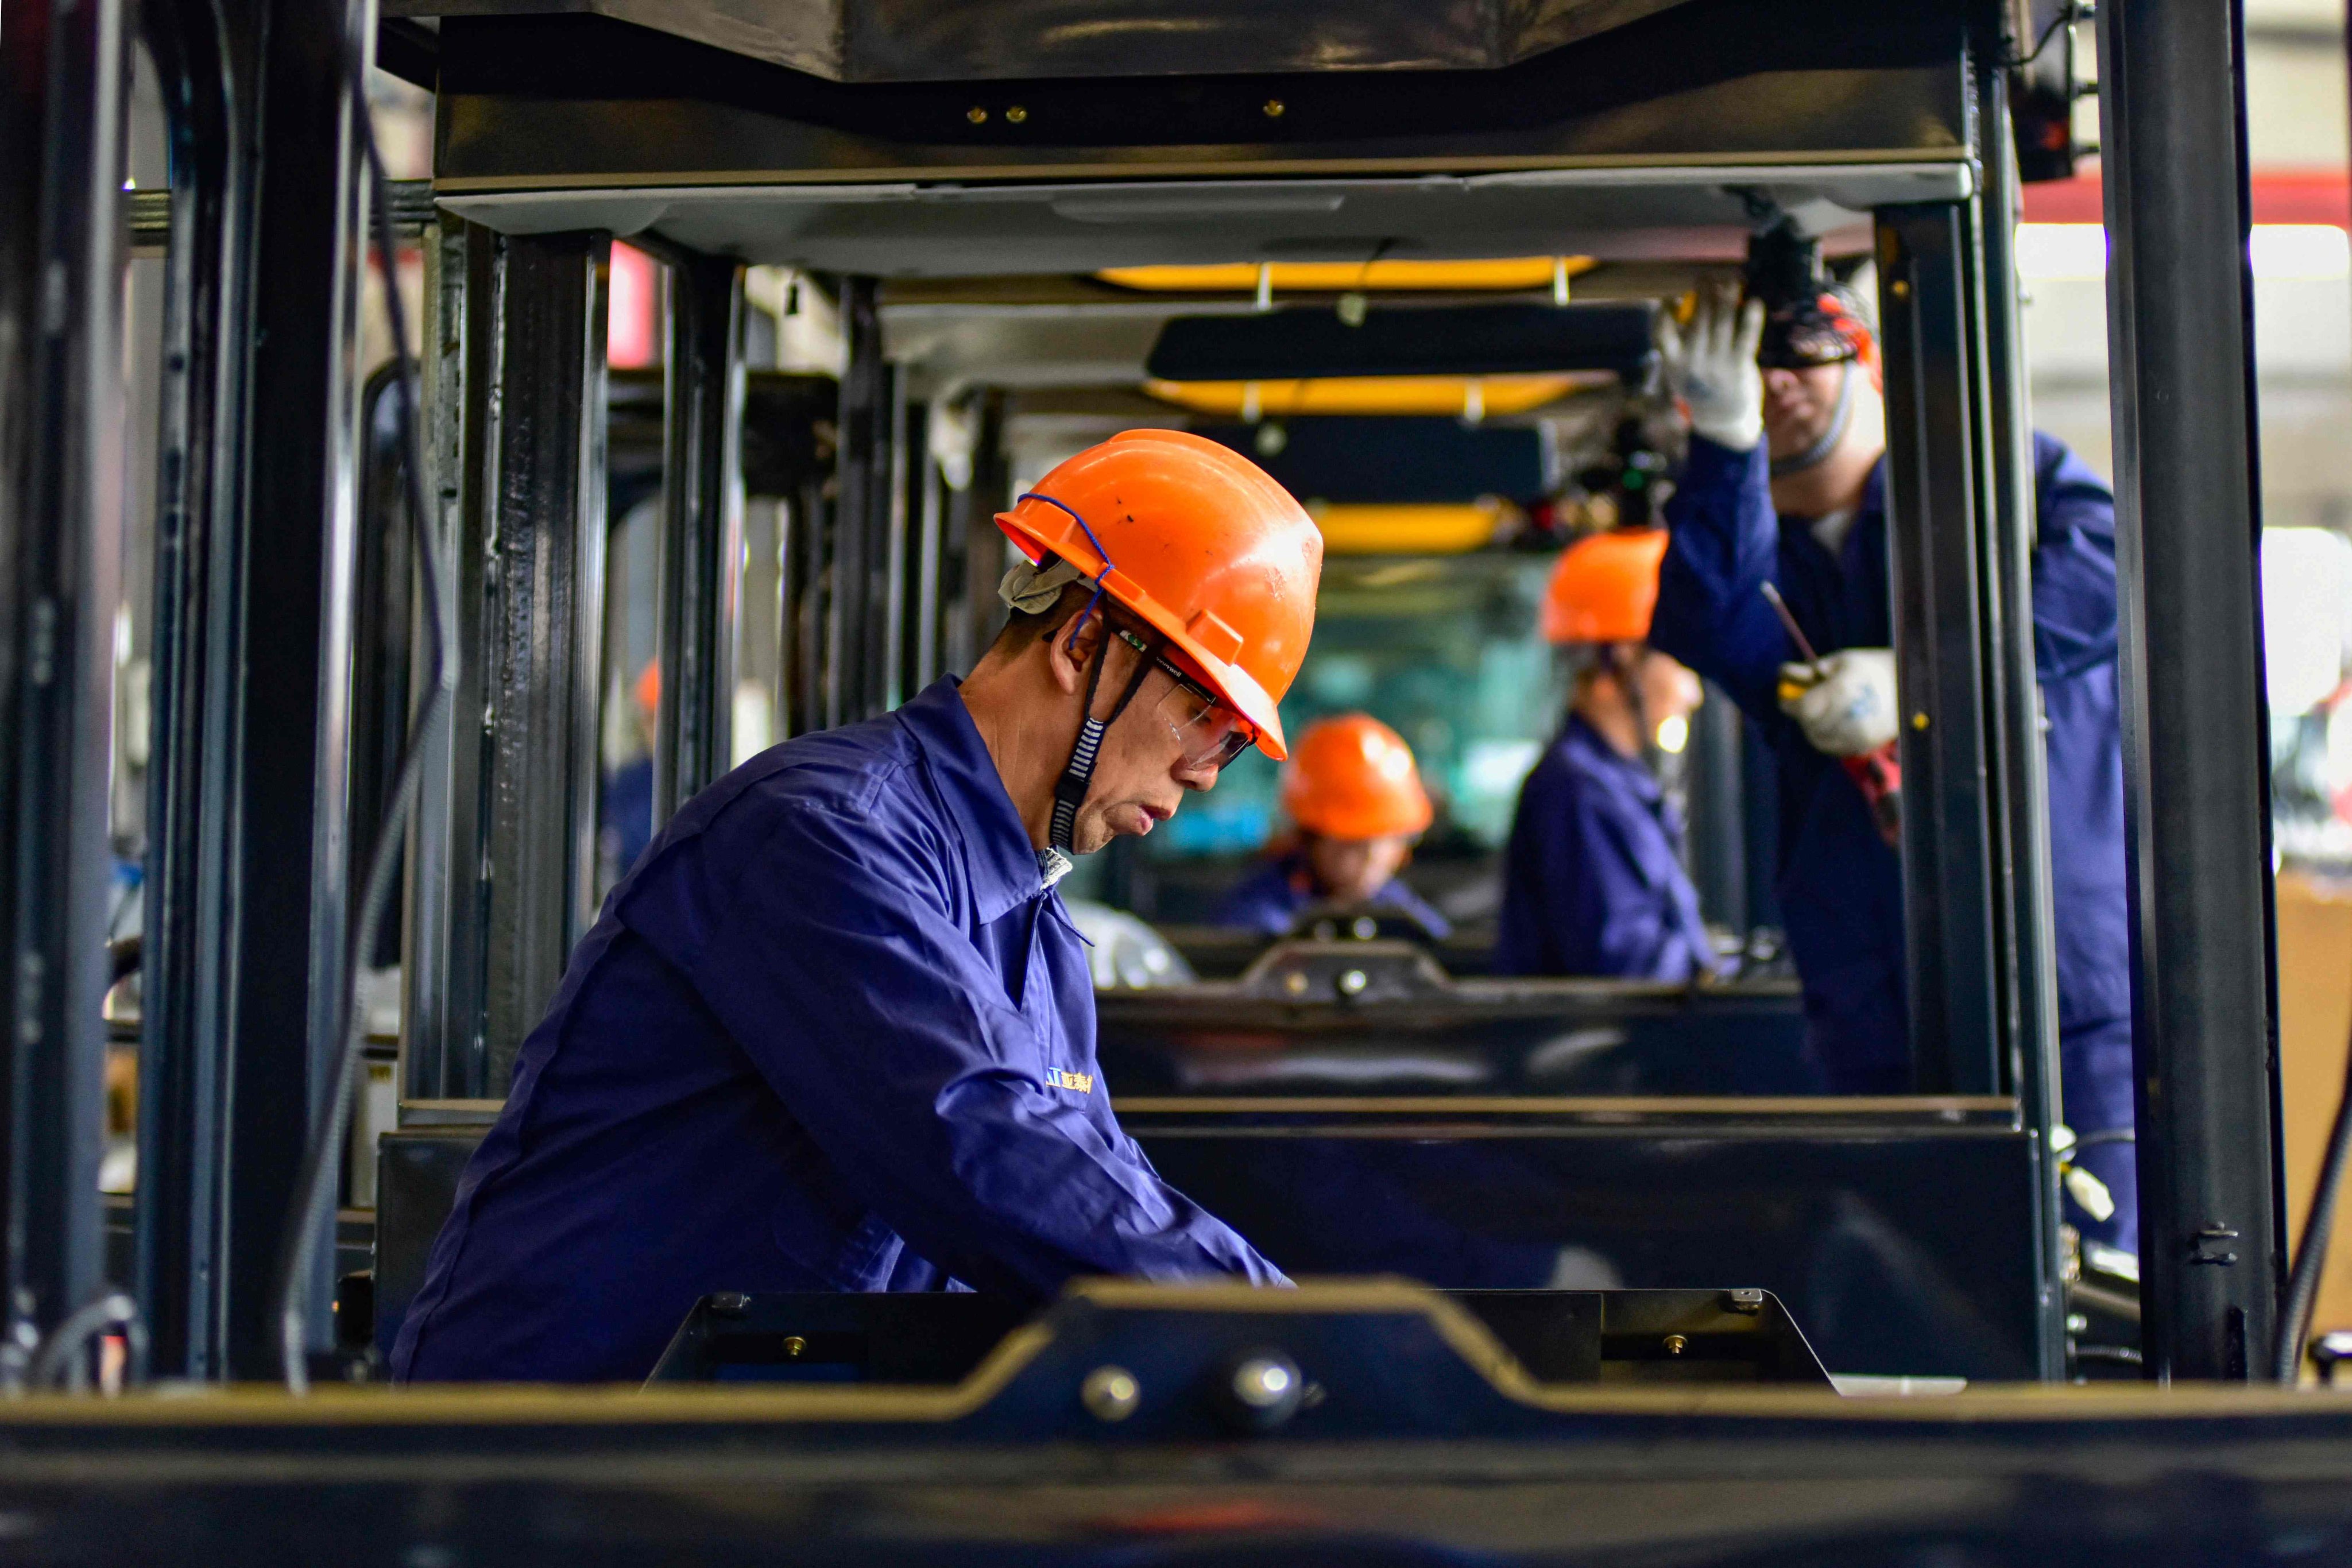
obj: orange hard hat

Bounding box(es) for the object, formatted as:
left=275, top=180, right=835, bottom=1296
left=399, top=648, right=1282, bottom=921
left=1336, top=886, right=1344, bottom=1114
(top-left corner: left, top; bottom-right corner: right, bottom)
left=997, top=429, right=1322, bottom=760
left=1280, top=714, right=1434, bottom=841
left=1541, top=527, right=1670, bottom=645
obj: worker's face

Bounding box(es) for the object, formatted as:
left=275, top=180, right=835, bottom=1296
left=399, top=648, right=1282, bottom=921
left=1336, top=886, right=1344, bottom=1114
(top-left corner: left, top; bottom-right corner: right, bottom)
left=1761, top=361, right=1851, bottom=462
left=1049, top=613, right=1227, bottom=854
left=1305, top=833, right=1413, bottom=905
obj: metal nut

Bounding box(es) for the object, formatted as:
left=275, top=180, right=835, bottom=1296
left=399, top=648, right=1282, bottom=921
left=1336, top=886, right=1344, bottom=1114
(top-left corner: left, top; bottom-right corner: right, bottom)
left=1082, top=1364, right=1140, bottom=1422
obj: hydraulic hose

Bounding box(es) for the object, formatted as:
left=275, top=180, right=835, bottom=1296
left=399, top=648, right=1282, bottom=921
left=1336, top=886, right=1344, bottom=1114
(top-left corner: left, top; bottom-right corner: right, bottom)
left=272, top=52, right=458, bottom=1393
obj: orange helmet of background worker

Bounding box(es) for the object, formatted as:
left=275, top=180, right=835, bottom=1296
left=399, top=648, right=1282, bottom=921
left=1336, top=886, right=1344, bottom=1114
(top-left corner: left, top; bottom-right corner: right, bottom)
left=1541, top=527, right=1670, bottom=645
left=1281, top=714, right=1435, bottom=841
left=996, top=429, right=1322, bottom=759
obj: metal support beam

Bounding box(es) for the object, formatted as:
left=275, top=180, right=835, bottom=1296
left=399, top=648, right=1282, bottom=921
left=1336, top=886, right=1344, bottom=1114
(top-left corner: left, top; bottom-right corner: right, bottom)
left=1876, top=202, right=2002, bottom=1097
left=2096, top=0, right=2283, bottom=1381
left=133, top=0, right=372, bottom=1375
left=1975, top=65, right=2071, bottom=1381
left=403, top=216, right=496, bottom=1104
left=832, top=276, right=888, bottom=725
left=476, top=231, right=609, bottom=1094
left=0, top=0, right=126, bottom=1361
left=653, top=254, right=744, bottom=820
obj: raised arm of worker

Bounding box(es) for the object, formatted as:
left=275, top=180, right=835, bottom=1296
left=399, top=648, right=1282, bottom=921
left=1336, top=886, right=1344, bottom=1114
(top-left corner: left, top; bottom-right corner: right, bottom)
left=1645, top=294, right=1802, bottom=729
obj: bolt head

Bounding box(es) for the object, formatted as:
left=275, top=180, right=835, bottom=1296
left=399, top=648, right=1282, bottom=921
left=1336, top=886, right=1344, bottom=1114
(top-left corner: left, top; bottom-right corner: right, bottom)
left=1005, top=105, right=1028, bottom=124
left=1082, top=1364, right=1140, bottom=1422
left=966, top=106, right=988, bottom=124
left=1263, top=98, right=1286, bottom=118
left=1337, top=968, right=1369, bottom=997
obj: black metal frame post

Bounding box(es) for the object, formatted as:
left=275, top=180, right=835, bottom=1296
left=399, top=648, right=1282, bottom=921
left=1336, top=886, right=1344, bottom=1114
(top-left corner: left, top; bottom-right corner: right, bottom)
left=1876, top=202, right=2004, bottom=1098
left=1976, top=62, right=2072, bottom=1381
left=403, top=215, right=496, bottom=1105
left=2096, top=0, right=2283, bottom=1381
left=133, top=0, right=372, bottom=1376
left=476, top=231, right=610, bottom=1095
left=0, top=0, right=127, bottom=1361
left=653, top=253, right=744, bottom=820
left=833, top=276, right=888, bottom=725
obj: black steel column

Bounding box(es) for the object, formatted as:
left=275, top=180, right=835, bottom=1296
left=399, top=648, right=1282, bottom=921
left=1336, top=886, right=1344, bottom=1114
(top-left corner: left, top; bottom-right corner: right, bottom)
left=653, top=253, right=744, bottom=820
left=134, top=0, right=372, bottom=1376
left=1875, top=203, right=2003, bottom=1097
left=833, top=276, right=886, bottom=725
left=1978, top=64, right=2071, bottom=1381
left=137, top=0, right=241, bottom=1374
left=475, top=231, right=609, bottom=1094
left=0, top=0, right=126, bottom=1359
left=401, top=215, right=497, bottom=1104
left=2096, top=0, right=2282, bottom=1381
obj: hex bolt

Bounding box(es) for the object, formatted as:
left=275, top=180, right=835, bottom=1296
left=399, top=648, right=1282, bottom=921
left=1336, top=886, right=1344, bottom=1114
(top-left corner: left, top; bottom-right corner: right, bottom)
left=1214, top=1348, right=1306, bottom=1432
left=1082, top=1364, right=1140, bottom=1422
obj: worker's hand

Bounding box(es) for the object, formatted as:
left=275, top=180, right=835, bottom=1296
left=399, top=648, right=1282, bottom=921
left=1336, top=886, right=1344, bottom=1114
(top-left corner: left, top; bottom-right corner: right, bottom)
left=1778, top=648, right=1898, bottom=757
left=1655, top=290, right=1765, bottom=452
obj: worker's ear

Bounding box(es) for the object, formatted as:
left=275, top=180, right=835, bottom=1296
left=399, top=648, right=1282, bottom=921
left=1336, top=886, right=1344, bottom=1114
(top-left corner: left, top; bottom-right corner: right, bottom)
left=1044, top=604, right=1110, bottom=696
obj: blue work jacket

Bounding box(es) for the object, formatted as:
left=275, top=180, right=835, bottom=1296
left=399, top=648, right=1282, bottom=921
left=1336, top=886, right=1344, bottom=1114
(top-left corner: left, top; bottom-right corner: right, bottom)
left=1650, top=435, right=2132, bottom=1091
left=393, top=679, right=1286, bottom=1384
left=1213, top=853, right=1454, bottom=939
left=1492, top=715, right=1720, bottom=981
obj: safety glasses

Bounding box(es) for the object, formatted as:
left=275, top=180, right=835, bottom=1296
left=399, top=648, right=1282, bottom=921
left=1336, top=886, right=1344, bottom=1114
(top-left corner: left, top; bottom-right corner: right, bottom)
left=1119, top=630, right=1256, bottom=769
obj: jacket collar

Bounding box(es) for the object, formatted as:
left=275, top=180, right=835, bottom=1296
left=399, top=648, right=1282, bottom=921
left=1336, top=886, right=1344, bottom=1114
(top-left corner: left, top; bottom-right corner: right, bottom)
left=895, top=677, right=1046, bottom=924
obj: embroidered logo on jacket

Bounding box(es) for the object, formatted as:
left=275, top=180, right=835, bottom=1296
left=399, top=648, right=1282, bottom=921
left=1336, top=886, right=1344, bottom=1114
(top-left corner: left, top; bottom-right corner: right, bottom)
left=1048, top=1069, right=1096, bottom=1094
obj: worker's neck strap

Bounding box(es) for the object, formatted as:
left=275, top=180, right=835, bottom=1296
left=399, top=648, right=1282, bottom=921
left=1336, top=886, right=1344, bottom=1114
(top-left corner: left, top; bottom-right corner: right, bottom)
left=1047, top=621, right=1160, bottom=854
left=1768, top=359, right=1855, bottom=479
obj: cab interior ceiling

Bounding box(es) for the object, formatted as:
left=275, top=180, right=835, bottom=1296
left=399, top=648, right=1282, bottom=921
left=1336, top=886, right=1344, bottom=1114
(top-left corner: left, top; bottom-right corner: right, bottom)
left=382, top=0, right=1709, bottom=82
left=434, top=169, right=1953, bottom=278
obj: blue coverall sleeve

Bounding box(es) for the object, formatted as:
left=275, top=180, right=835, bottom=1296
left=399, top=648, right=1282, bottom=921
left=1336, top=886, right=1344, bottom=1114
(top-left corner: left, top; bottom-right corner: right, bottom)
left=1651, top=436, right=1801, bottom=737
left=675, top=803, right=1289, bottom=1300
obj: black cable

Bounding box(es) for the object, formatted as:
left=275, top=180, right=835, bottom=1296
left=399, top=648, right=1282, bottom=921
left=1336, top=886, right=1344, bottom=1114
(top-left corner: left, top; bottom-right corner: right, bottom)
left=2013, top=2, right=2082, bottom=69
left=2276, top=1013, right=2352, bottom=1383
left=273, top=54, right=458, bottom=1393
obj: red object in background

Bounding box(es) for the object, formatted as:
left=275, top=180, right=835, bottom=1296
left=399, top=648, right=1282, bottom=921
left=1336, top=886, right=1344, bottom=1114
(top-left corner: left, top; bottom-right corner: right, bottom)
left=2024, top=168, right=2351, bottom=227
left=609, top=242, right=659, bottom=369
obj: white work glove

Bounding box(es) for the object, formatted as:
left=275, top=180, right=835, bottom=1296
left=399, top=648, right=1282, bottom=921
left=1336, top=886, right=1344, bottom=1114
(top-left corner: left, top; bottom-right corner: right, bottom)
left=1778, top=648, right=1898, bottom=757
left=1654, top=292, right=1765, bottom=452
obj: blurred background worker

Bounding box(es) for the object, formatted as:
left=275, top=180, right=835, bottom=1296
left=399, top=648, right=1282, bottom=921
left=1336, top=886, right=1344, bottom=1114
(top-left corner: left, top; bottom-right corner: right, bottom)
left=1646, top=225, right=2136, bottom=1254
left=1495, top=528, right=1717, bottom=981
left=1215, top=713, right=1450, bottom=938
left=396, top=431, right=1314, bottom=1382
